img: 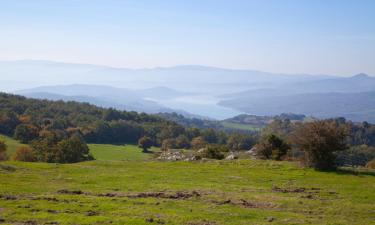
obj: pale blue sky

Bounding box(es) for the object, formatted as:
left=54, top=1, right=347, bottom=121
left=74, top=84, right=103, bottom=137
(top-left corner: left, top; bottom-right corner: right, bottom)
left=0, top=0, right=374, bottom=75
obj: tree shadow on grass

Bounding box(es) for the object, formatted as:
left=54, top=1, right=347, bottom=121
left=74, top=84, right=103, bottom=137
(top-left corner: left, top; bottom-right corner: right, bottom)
left=321, top=167, right=375, bottom=177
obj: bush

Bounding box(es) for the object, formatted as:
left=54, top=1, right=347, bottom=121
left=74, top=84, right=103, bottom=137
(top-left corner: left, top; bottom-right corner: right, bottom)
left=197, top=145, right=227, bottom=160
left=293, top=120, right=348, bottom=170
left=13, top=146, right=36, bottom=162
left=255, top=134, right=290, bottom=160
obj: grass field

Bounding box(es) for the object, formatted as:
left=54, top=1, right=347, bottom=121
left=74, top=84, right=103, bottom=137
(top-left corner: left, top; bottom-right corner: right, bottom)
left=89, top=144, right=156, bottom=161
left=1, top=142, right=375, bottom=225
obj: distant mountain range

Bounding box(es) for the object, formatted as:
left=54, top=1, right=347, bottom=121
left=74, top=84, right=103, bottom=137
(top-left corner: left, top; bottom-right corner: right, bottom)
left=218, top=73, right=375, bottom=123
left=1, top=60, right=374, bottom=122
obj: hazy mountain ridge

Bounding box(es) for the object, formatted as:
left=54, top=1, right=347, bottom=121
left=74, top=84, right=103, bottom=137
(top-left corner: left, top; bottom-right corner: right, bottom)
left=220, top=91, right=375, bottom=123
left=1, top=60, right=374, bottom=122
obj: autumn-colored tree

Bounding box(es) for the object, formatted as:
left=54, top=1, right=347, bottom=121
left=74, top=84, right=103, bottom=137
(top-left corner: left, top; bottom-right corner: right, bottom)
left=13, top=146, right=36, bottom=162
left=293, top=120, right=348, bottom=170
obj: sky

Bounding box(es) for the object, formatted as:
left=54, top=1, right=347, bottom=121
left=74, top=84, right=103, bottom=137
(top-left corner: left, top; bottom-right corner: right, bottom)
left=0, top=0, right=374, bottom=75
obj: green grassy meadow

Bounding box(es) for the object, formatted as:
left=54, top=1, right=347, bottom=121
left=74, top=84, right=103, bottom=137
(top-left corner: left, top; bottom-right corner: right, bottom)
left=0, top=142, right=375, bottom=225
left=88, top=144, right=157, bottom=161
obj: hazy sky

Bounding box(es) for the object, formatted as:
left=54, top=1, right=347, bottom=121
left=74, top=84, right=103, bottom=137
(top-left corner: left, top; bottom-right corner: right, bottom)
left=0, top=0, right=374, bottom=75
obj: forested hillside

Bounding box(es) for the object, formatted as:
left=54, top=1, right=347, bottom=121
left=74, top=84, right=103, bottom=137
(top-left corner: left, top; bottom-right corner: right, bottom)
left=0, top=93, right=258, bottom=162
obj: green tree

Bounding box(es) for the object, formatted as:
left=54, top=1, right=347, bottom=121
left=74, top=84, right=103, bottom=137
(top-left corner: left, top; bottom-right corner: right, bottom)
left=14, top=124, right=40, bottom=143
left=138, top=136, right=153, bottom=152
left=0, top=111, right=20, bottom=136
left=293, top=120, right=348, bottom=170
left=55, top=135, right=91, bottom=163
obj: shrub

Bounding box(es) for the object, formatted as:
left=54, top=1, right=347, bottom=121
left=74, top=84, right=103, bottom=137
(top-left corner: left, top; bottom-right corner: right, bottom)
left=13, top=146, right=36, bottom=162
left=197, top=145, right=227, bottom=160
left=293, top=120, right=348, bottom=170
left=255, top=134, right=290, bottom=160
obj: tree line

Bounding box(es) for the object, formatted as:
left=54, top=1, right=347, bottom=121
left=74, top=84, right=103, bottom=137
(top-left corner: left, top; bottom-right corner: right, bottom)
left=0, top=93, right=256, bottom=163
left=253, top=118, right=375, bottom=170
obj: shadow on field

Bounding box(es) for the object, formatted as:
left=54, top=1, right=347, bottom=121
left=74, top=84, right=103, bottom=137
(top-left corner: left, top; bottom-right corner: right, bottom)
left=324, top=167, right=375, bottom=176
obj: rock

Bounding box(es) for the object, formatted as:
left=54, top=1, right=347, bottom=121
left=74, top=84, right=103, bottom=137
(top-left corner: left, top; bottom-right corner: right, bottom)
left=225, top=153, right=238, bottom=160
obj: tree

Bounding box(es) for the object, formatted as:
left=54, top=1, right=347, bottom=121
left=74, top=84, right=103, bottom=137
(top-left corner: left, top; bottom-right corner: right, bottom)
left=0, top=111, right=20, bottom=136
left=0, top=140, right=7, bottom=161
left=55, top=135, right=91, bottom=163
left=138, top=136, right=153, bottom=152
left=191, top=136, right=206, bottom=149
left=293, top=120, right=348, bottom=170
left=13, top=146, right=36, bottom=162
left=255, top=134, right=290, bottom=160
left=14, top=124, right=40, bottom=143
left=202, top=128, right=218, bottom=143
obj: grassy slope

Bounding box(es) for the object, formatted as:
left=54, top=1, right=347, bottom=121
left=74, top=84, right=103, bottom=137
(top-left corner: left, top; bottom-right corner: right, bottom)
left=0, top=140, right=374, bottom=224
left=0, top=160, right=374, bottom=224
left=89, top=144, right=156, bottom=161
left=0, top=134, right=28, bottom=158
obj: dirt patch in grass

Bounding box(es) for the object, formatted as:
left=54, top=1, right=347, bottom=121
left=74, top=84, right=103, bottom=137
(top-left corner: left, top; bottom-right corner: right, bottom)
left=57, top=189, right=84, bottom=195
left=187, top=220, right=217, bottom=225
left=213, top=198, right=276, bottom=209
left=0, top=194, right=18, bottom=200
left=57, top=189, right=201, bottom=200
left=127, top=191, right=201, bottom=199
left=272, top=186, right=310, bottom=193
